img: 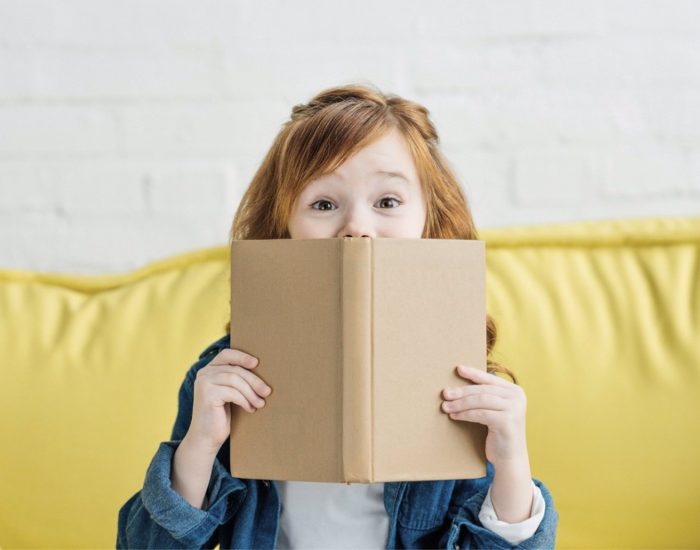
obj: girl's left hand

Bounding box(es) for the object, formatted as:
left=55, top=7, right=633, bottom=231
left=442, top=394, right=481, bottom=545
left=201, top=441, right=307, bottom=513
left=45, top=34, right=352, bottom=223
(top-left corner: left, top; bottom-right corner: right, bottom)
left=441, top=365, right=529, bottom=465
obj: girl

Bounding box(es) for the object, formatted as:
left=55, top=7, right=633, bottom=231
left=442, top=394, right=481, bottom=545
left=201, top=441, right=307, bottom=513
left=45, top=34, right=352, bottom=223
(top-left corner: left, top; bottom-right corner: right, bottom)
left=117, top=83, right=559, bottom=549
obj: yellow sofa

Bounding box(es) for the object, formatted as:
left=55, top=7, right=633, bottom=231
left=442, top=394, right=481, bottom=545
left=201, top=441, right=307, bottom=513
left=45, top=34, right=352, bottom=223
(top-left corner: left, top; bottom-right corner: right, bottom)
left=1, top=216, right=698, bottom=549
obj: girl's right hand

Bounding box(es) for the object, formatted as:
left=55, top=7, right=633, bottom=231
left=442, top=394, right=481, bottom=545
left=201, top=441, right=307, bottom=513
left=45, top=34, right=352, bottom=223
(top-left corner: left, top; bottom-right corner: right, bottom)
left=185, top=348, right=272, bottom=456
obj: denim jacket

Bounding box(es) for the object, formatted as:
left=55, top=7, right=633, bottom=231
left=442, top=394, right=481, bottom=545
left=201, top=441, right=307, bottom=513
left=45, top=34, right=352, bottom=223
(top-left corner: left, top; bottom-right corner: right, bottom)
left=117, top=334, right=559, bottom=549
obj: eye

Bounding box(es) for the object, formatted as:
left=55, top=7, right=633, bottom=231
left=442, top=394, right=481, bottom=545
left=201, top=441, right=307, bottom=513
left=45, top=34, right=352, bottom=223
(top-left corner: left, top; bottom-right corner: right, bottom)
left=378, top=197, right=402, bottom=209
left=310, top=199, right=335, bottom=211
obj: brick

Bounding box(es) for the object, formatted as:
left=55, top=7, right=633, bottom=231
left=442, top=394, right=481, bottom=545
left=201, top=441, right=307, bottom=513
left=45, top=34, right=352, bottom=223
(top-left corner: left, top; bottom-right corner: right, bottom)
left=0, top=211, right=67, bottom=270
left=146, top=162, right=234, bottom=214
left=601, top=143, right=691, bottom=198
left=33, top=48, right=225, bottom=100
left=414, top=0, right=604, bottom=39
left=54, top=212, right=225, bottom=273
left=0, top=211, right=225, bottom=274
left=224, top=0, right=420, bottom=50
left=426, top=97, right=505, bottom=149
left=430, top=90, right=617, bottom=147
left=0, top=0, right=231, bottom=48
left=0, top=160, right=148, bottom=214
left=0, top=1, right=55, bottom=47
left=604, top=0, right=700, bottom=33
left=0, top=162, right=48, bottom=211
left=221, top=44, right=406, bottom=101
left=412, top=43, right=544, bottom=95
left=540, top=36, right=700, bottom=87
left=687, top=150, right=700, bottom=194
left=641, top=90, right=700, bottom=141
left=47, top=161, right=148, bottom=214
left=448, top=150, right=512, bottom=229
left=0, top=105, right=118, bottom=155
left=121, top=101, right=289, bottom=157
left=0, top=49, right=38, bottom=99
left=512, top=147, right=599, bottom=206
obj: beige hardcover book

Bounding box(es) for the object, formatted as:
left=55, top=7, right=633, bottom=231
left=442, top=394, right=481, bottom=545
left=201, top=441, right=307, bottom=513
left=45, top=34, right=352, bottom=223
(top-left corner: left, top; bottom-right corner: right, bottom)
left=229, top=237, right=487, bottom=483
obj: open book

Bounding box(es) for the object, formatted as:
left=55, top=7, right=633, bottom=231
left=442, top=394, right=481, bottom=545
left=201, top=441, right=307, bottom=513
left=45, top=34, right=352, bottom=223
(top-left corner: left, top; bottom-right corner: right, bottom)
left=229, top=237, right=487, bottom=483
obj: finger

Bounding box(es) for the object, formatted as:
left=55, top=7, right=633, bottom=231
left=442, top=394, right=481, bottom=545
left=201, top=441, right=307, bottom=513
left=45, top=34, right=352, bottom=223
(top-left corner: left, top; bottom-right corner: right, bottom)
left=442, top=393, right=508, bottom=414
left=220, top=386, right=259, bottom=413
left=210, top=348, right=260, bottom=370
left=199, top=363, right=271, bottom=396
left=442, top=383, right=510, bottom=401
left=217, top=367, right=272, bottom=398
left=447, top=408, right=500, bottom=425
left=454, top=365, right=514, bottom=388
left=211, top=371, right=269, bottom=409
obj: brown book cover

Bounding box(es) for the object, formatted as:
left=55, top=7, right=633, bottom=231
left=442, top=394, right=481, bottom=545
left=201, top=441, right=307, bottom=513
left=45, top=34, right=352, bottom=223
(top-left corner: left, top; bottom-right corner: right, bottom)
left=229, top=237, right=487, bottom=483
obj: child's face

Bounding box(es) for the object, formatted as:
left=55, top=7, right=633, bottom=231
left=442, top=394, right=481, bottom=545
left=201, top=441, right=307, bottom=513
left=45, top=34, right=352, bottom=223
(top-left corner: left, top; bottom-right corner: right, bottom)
left=288, top=127, right=427, bottom=239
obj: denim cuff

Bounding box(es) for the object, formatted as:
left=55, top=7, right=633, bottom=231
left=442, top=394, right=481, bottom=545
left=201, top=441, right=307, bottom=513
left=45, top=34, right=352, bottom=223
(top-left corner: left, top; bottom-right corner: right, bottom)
left=141, top=440, right=247, bottom=547
left=446, top=478, right=559, bottom=549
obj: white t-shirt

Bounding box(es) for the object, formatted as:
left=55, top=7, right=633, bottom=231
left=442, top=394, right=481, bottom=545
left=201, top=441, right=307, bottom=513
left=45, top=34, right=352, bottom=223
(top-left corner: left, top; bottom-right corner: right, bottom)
left=275, top=480, right=546, bottom=549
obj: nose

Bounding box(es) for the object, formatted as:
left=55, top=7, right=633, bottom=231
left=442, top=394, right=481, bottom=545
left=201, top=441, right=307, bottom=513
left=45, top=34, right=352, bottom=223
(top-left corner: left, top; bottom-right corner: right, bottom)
left=337, top=207, right=375, bottom=239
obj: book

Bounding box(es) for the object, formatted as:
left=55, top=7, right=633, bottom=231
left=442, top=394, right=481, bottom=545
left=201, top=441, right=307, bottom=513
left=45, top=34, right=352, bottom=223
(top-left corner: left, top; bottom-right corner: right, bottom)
left=229, top=236, right=487, bottom=483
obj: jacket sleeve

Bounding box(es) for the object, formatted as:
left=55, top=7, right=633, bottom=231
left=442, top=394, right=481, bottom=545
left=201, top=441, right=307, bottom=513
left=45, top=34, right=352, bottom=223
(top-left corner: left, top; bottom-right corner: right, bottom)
left=440, top=462, right=559, bottom=549
left=478, top=480, right=547, bottom=544
left=116, top=341, right=248, bottom=549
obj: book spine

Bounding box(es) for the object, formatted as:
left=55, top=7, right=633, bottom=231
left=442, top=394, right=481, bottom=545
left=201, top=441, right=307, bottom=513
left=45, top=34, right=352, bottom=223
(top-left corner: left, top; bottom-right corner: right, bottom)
left=341, top=237, right=373, bottom=482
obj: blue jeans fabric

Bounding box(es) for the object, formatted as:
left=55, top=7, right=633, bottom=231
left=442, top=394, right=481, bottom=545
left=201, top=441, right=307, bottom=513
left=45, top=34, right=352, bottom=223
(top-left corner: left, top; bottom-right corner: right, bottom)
left=117, top=334, right=559, bottom=549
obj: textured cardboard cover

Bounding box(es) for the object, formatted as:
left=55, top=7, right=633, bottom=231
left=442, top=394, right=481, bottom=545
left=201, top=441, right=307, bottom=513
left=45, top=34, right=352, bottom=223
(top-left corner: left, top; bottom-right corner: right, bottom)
left=229, top=237, right=487, bottom=482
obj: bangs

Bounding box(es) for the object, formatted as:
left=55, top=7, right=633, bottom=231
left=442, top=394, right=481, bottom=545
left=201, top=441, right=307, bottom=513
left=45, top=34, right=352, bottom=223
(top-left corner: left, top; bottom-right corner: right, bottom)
left=285, top=102, right=397, bottom=190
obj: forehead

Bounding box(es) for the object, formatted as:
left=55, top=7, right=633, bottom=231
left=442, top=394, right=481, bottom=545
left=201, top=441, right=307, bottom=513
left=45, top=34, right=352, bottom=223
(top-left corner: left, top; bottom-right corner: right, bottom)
left=320, top=128, right=418, bottom=182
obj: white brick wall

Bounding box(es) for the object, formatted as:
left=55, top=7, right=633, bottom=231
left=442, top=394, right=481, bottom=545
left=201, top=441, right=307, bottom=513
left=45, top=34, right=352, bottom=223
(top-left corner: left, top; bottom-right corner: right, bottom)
left=0, top=0, right=698, bottom=274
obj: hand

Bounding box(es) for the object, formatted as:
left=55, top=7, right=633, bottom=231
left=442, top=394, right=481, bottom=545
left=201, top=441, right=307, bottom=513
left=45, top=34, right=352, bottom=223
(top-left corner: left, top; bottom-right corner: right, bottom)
left=441, top=365, right=529, bottom=466
left=187, top=348, right=272, bottom=456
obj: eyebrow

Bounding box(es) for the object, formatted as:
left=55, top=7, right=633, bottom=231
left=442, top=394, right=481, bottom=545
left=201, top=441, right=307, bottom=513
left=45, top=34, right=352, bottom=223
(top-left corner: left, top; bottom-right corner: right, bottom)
left=374, top=170, right=410, bottom=183
left=324, top=170, right=411, bottom=184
